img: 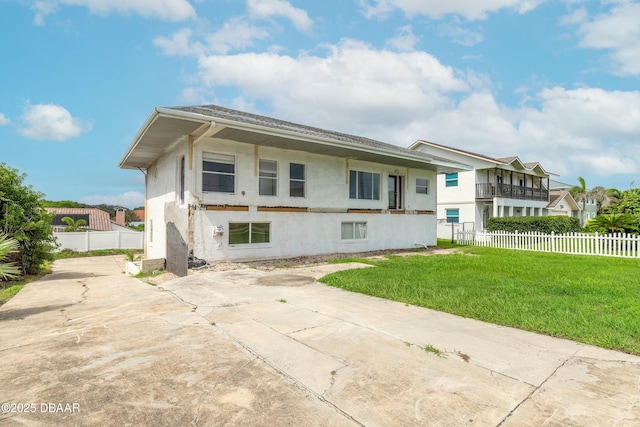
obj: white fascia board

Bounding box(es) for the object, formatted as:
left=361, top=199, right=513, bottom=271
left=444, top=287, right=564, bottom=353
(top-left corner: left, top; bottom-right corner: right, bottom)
left=118, top=108, right=161, bottom=168
left=159, top=107, right=465, bottom=170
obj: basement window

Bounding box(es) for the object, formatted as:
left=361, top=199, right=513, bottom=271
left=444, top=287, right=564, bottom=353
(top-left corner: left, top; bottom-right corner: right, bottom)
left=341, top=222, right=367, bottom=240
left=229, top=222, right=270, bottom=245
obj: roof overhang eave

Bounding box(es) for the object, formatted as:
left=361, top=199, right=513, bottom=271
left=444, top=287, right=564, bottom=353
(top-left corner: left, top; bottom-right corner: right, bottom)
left=119, top=108, right=472, bottom=172
left=118, top=108, right=214, bottom=170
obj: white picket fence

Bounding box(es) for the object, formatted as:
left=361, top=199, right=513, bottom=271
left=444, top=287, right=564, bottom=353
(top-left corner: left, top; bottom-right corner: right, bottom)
left=456, top=230, right=640, bottom=258
left=53, top=231, right=144, bottom=252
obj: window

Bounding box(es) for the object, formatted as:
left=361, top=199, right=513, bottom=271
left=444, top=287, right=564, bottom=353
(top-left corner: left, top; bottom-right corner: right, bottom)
left=229, top=222, right=270, bottom=245
left=203, top=153, right=235, bottom=193
left=416, top=178, right=428, bottom=194
left=341, top=222, right=367, bottom=240
left=290, top=163, right=305, bottom=197
left=349, top=170, right=380, bottom=200
left=259, top=159, right=278, bottom=196
left=445, top=208, right=459, bottom=223
left=445, top=173, right=458, bottom=187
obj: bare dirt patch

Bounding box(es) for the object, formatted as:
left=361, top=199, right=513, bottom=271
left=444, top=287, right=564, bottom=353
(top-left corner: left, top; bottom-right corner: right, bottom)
left=143, top=247, right=456, bottom=286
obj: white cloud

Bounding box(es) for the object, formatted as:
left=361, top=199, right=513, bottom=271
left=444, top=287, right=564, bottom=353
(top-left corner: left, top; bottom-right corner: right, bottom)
left=171, top=35, right=639, bottom=183
left=32, top=0, right=57, bottom=25
left=155, top=19, right=271, bottom=56
left=79, top=191, right=145, bottom=209
left=247, top=0, right=313, bottom=31
left=572, top=2, right=640, bottom=76
left=154, top=28, right=204, bottom=56
left=32, top=0, right=196, bottom=24
left=438, top=18, right=484, bottom=46
left=421, top=86, right=640, bottom=178
left=385, top=25, right=419, bottom=51
left=18, top=103, right=91, bottom=141
left=196, top=39, right=469, bottom=136
left=359, top=0, right=545, bottom=21
left=0, top=113, right=10, bottom=126
left=205, top=17, right=270, bottom=54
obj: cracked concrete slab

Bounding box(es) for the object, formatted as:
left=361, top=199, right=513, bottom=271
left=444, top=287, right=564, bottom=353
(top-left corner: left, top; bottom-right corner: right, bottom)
left=1, top=256, right=639, bottom=426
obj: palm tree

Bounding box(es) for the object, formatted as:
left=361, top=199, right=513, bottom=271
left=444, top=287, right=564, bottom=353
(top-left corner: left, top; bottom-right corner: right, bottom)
left=589, top=186, right=619, bottom=214
left=587, top=213, right=638, bottom=234
left=0, top=233, right=20, bottom=280
left=570, top=176, right=588, bottom=226
left=61, top=216, right=87, bottom=232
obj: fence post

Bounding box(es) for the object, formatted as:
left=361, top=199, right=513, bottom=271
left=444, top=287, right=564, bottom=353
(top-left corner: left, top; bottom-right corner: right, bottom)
left=85, top=231, right=90, bottom=251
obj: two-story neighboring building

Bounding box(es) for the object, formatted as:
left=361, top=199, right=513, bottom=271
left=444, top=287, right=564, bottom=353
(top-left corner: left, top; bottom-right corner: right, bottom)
left=119, top=105, right=469, bottom=275
left=409, top=141, right=578, bottom=238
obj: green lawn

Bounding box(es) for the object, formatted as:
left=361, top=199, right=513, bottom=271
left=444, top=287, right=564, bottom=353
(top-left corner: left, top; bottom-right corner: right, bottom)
left=319, top=245, right=640, bottom=355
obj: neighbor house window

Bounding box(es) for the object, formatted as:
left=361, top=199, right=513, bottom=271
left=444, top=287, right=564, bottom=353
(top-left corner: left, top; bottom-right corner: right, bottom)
left=445, top=173, right=458, bottom=187
left=446, top=208, right=459, bottom=223
left=416, top=178, right=429, bottom=194
left=203, top=153, right=235, bottom=193
left=259, top=159, right=278, bottom=196
left=229, top=222, right=270, bottom=245
left=341, top=222, right=367, bottom=240
left=290, top=163, right=305, bottom=197
left=349, top=170, right=380, bottom=200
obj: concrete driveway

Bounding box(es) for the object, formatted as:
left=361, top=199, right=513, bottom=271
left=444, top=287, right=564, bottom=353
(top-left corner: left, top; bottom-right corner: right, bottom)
left=1, top=255, right=639, bottom=426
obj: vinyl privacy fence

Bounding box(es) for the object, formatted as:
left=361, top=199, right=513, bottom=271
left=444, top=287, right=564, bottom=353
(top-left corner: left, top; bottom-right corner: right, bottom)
left=456, top=230, right=640, bottom=258
left=53, top=231, right=144, bottom=252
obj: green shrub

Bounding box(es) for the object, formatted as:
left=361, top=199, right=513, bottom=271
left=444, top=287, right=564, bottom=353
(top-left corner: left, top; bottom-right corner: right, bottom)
left=486, top=216, right=581, bottom=234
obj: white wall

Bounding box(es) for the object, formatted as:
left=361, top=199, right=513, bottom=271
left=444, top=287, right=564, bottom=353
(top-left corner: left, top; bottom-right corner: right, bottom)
left=54, top=231, right=144, bottom=252
left=145, top=136, right=440, bottom=262
left=194, top=209, right=436, bottom=262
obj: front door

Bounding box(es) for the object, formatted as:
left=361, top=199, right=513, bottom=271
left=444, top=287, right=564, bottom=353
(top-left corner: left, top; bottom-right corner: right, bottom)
left=388, top=175, right=403, bottom=210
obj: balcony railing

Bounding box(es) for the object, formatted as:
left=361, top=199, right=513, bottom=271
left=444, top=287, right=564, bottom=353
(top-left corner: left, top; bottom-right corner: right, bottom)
left=476, top=183, right=549, bottom=201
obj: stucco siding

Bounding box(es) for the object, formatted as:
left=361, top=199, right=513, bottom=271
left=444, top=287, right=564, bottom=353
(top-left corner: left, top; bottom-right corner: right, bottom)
left=147, top=137, right=439, bottom=262
left=193, top=209, right=436, bottom=262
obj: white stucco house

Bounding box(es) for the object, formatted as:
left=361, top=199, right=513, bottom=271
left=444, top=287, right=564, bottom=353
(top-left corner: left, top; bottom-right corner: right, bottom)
left=119, top=105, right=468, bottom=275
left=409, top=141, right=580, bottom=238
left=550, top=180, right=596, bottom=224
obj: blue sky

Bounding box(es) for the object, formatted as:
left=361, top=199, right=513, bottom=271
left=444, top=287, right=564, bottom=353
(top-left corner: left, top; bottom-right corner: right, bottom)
left=1, top=0, right=639, bottom=208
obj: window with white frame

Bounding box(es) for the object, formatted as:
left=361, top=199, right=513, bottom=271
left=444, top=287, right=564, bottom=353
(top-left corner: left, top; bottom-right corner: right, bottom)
left=259, top=159, right=278, bottom=196
left=416, top=178, right=429, bottom=194
left=202, top=153, right=235, bottom=193
left=341, top=222, right=367, bottom=240
left=445, top=173, right=458, bottom=187
left=290, top=163, right=305, bottom=197
left=229, top=222, right=270, bottom=245
left=349, top=170, right=380, bottom=200
left=445, top=208, right=459, bottom=223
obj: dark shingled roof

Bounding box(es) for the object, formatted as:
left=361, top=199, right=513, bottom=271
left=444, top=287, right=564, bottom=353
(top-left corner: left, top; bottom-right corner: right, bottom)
left=168, top=104, right=457, bottom=164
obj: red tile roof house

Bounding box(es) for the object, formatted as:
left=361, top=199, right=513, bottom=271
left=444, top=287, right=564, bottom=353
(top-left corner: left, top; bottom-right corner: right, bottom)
left=47, top=207, right=140, bottom=232
left=47, top=208, right=113, bottom=232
